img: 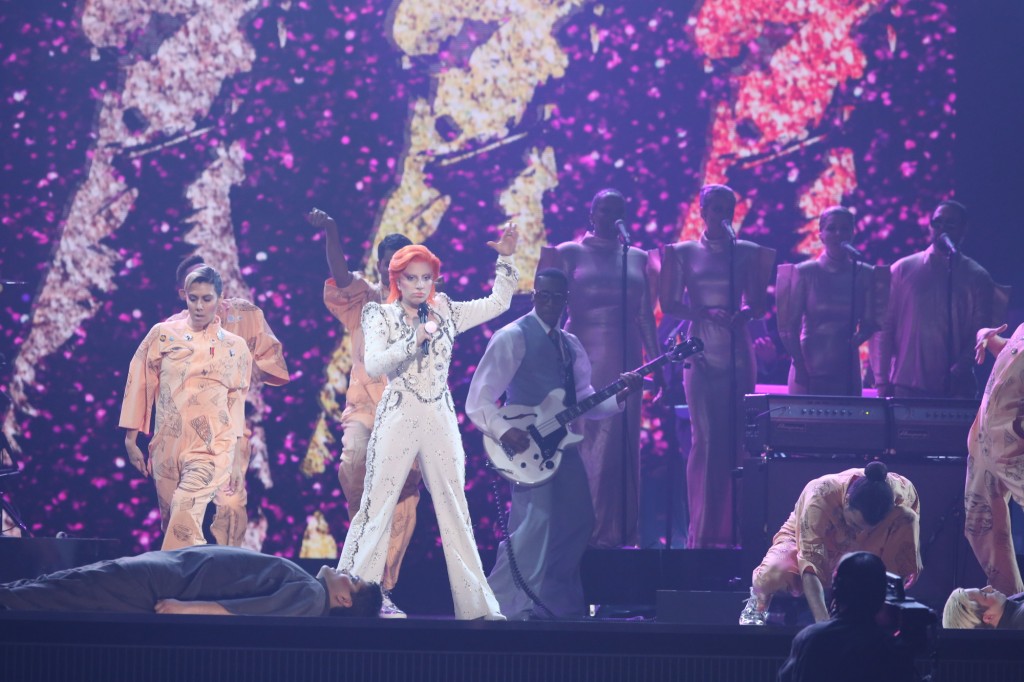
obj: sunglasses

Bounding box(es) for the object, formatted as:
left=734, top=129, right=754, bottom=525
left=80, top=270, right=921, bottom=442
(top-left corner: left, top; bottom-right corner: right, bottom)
left=532, top=290, right=568, bottom=303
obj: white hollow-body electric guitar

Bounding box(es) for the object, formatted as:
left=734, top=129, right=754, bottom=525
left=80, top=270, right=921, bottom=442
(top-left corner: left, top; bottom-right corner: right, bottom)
left=483, top=337, right=704, bottom=486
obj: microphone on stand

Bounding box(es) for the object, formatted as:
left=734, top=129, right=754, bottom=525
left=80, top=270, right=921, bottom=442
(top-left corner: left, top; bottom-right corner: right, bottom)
left=614, top=219, right=632, bottom=246
left=839, top=241, right=864, bottom=262
left=938, top=233, right=959, bottom=257
left=417, top=303, right=430, bottom=355
left=720, top=220, right=737, bottom=242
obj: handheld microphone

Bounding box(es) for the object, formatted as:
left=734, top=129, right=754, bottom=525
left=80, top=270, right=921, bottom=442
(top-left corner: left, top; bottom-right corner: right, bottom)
left=939, top=233, right=959, bottom=257
left=720, top=220, right=736, bottom=242
left=614, top=219, right=632, bottom=246
left=417, top=303, right=430, bottom=355
left=839, top=241, right=864, bottom=262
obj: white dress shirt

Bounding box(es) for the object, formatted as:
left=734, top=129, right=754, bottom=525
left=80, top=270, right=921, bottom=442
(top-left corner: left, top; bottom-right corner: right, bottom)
left=466, top=310, right=622, bottom=442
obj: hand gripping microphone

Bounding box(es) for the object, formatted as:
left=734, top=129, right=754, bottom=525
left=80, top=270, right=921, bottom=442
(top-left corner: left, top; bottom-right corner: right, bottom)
left=418, top=303, right=430, bottom=355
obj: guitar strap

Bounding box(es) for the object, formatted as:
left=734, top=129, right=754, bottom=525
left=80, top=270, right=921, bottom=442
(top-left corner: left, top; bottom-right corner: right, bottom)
left=548, top=328, right=576, bottom=407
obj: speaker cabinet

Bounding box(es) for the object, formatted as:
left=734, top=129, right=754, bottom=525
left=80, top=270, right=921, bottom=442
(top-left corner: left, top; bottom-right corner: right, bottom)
left=740, top=455, right=984, bottom=610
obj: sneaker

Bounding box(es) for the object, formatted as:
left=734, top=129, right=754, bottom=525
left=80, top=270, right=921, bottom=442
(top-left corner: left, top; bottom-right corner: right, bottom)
left=379, top=592, right=407, bottom=619
left=738, top=589, right=767, bottom=626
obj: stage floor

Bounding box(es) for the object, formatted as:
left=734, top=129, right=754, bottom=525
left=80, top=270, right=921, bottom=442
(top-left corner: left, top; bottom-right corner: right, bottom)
left=2, top=610, right=1024, bottom=682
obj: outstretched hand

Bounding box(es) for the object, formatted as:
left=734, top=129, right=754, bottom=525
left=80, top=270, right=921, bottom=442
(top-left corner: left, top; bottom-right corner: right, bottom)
left=487, top=222, right=519, bottom=257
left=305, top=207, right=337, bottom=231
left=975, top=324, right=1008, bottom=364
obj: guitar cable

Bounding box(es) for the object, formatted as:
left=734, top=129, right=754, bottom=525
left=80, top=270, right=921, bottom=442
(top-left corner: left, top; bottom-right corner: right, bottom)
left=490, top=477, right=557, bottom=620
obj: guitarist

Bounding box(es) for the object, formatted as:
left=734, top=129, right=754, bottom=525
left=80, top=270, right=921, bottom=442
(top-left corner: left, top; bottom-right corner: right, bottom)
left=466, top=268, right=642, bottom=620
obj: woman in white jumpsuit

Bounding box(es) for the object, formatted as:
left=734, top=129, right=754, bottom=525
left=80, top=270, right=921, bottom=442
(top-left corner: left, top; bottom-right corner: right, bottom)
left=337, top=226, right=519, bottom=619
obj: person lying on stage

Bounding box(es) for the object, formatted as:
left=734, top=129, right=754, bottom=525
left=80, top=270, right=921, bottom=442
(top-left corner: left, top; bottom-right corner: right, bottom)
left=740, top=461, right=922, bottom=625
left=0, top=545, right=382, bottom=617
left=942, top=585, right=1024, bottom=630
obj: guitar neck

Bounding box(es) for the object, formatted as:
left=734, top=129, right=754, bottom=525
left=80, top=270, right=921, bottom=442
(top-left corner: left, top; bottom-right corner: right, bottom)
left=557, top=353, right=673, bottom=423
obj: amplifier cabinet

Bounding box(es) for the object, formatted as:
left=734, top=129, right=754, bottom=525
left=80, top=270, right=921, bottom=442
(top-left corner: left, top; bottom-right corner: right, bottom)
left=745, top=394, right=981, bottom=458
left=888, top=398, right=979, bottom=457
left=744, top=394, right=888, bottom=455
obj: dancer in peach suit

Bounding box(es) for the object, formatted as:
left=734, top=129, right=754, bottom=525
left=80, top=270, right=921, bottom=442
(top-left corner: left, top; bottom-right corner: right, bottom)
left=120, top=266, right=252, bottom=550
left=306, top=207, right=420, bottom=618
left=169, top=255, right=290, bottom=547
left=965, top=321, right=1024, bottom=596
left=741, top=462, right=922, bottom=625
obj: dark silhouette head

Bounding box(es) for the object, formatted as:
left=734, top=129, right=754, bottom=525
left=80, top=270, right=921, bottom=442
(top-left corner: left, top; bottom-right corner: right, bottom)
left=831, top=551, right=887, bottom=619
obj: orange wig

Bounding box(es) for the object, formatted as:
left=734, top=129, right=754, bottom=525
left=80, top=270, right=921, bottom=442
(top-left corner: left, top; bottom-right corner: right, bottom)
left=387, top=244, right=442, bottom=304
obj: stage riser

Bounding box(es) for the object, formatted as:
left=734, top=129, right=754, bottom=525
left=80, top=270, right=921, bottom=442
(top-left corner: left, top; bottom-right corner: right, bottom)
left=1, top=628, right=1021, bottom=682
left=0, top=647, right=790, bottom=682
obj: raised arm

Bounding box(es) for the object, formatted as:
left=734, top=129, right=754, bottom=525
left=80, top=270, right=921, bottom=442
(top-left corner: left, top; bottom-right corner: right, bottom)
left=361, top=303, right=417, bottom=379
left=449, top=224, right=520, bottom=335
left=306, top=208, right=352, bottom=288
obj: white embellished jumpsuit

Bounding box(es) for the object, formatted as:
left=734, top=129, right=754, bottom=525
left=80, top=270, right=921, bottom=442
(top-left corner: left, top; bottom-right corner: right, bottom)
left=337, top=256, right=518, bottom=619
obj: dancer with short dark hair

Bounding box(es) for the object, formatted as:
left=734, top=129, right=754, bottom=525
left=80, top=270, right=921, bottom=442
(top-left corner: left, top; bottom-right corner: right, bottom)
left=120, top=266, right=253, bottom=550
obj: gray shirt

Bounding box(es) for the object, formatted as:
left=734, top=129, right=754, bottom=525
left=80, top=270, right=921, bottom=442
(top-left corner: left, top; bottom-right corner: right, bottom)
left=0, top=546, right=329, bottom=616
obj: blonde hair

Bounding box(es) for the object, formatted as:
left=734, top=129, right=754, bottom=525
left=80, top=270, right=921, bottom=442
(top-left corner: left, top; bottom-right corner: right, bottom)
left=183, top=265, right=223, bottom=297
left=942, top=588, right=986, bottom=629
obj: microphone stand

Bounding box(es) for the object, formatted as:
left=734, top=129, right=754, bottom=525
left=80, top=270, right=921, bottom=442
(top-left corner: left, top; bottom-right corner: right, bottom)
left=944, top=249, right=956, bottom=397
left=619, top=234, right=630, bottom=547
left=848, top=258, right=859, bottom=395
left=727, top=231, right=738, bottom=548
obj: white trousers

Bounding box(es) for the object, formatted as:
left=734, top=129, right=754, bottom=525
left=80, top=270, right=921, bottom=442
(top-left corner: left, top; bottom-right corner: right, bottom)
left=337, top=387, right=501, bottom=619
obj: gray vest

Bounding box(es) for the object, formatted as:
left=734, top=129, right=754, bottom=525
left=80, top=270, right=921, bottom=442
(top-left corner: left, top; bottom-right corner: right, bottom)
left=505, top=315, right=575, bottom=408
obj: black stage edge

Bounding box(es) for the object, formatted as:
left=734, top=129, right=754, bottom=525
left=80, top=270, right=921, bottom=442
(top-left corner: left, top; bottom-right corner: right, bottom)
left=2, top=612, right=1024, bottom=682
